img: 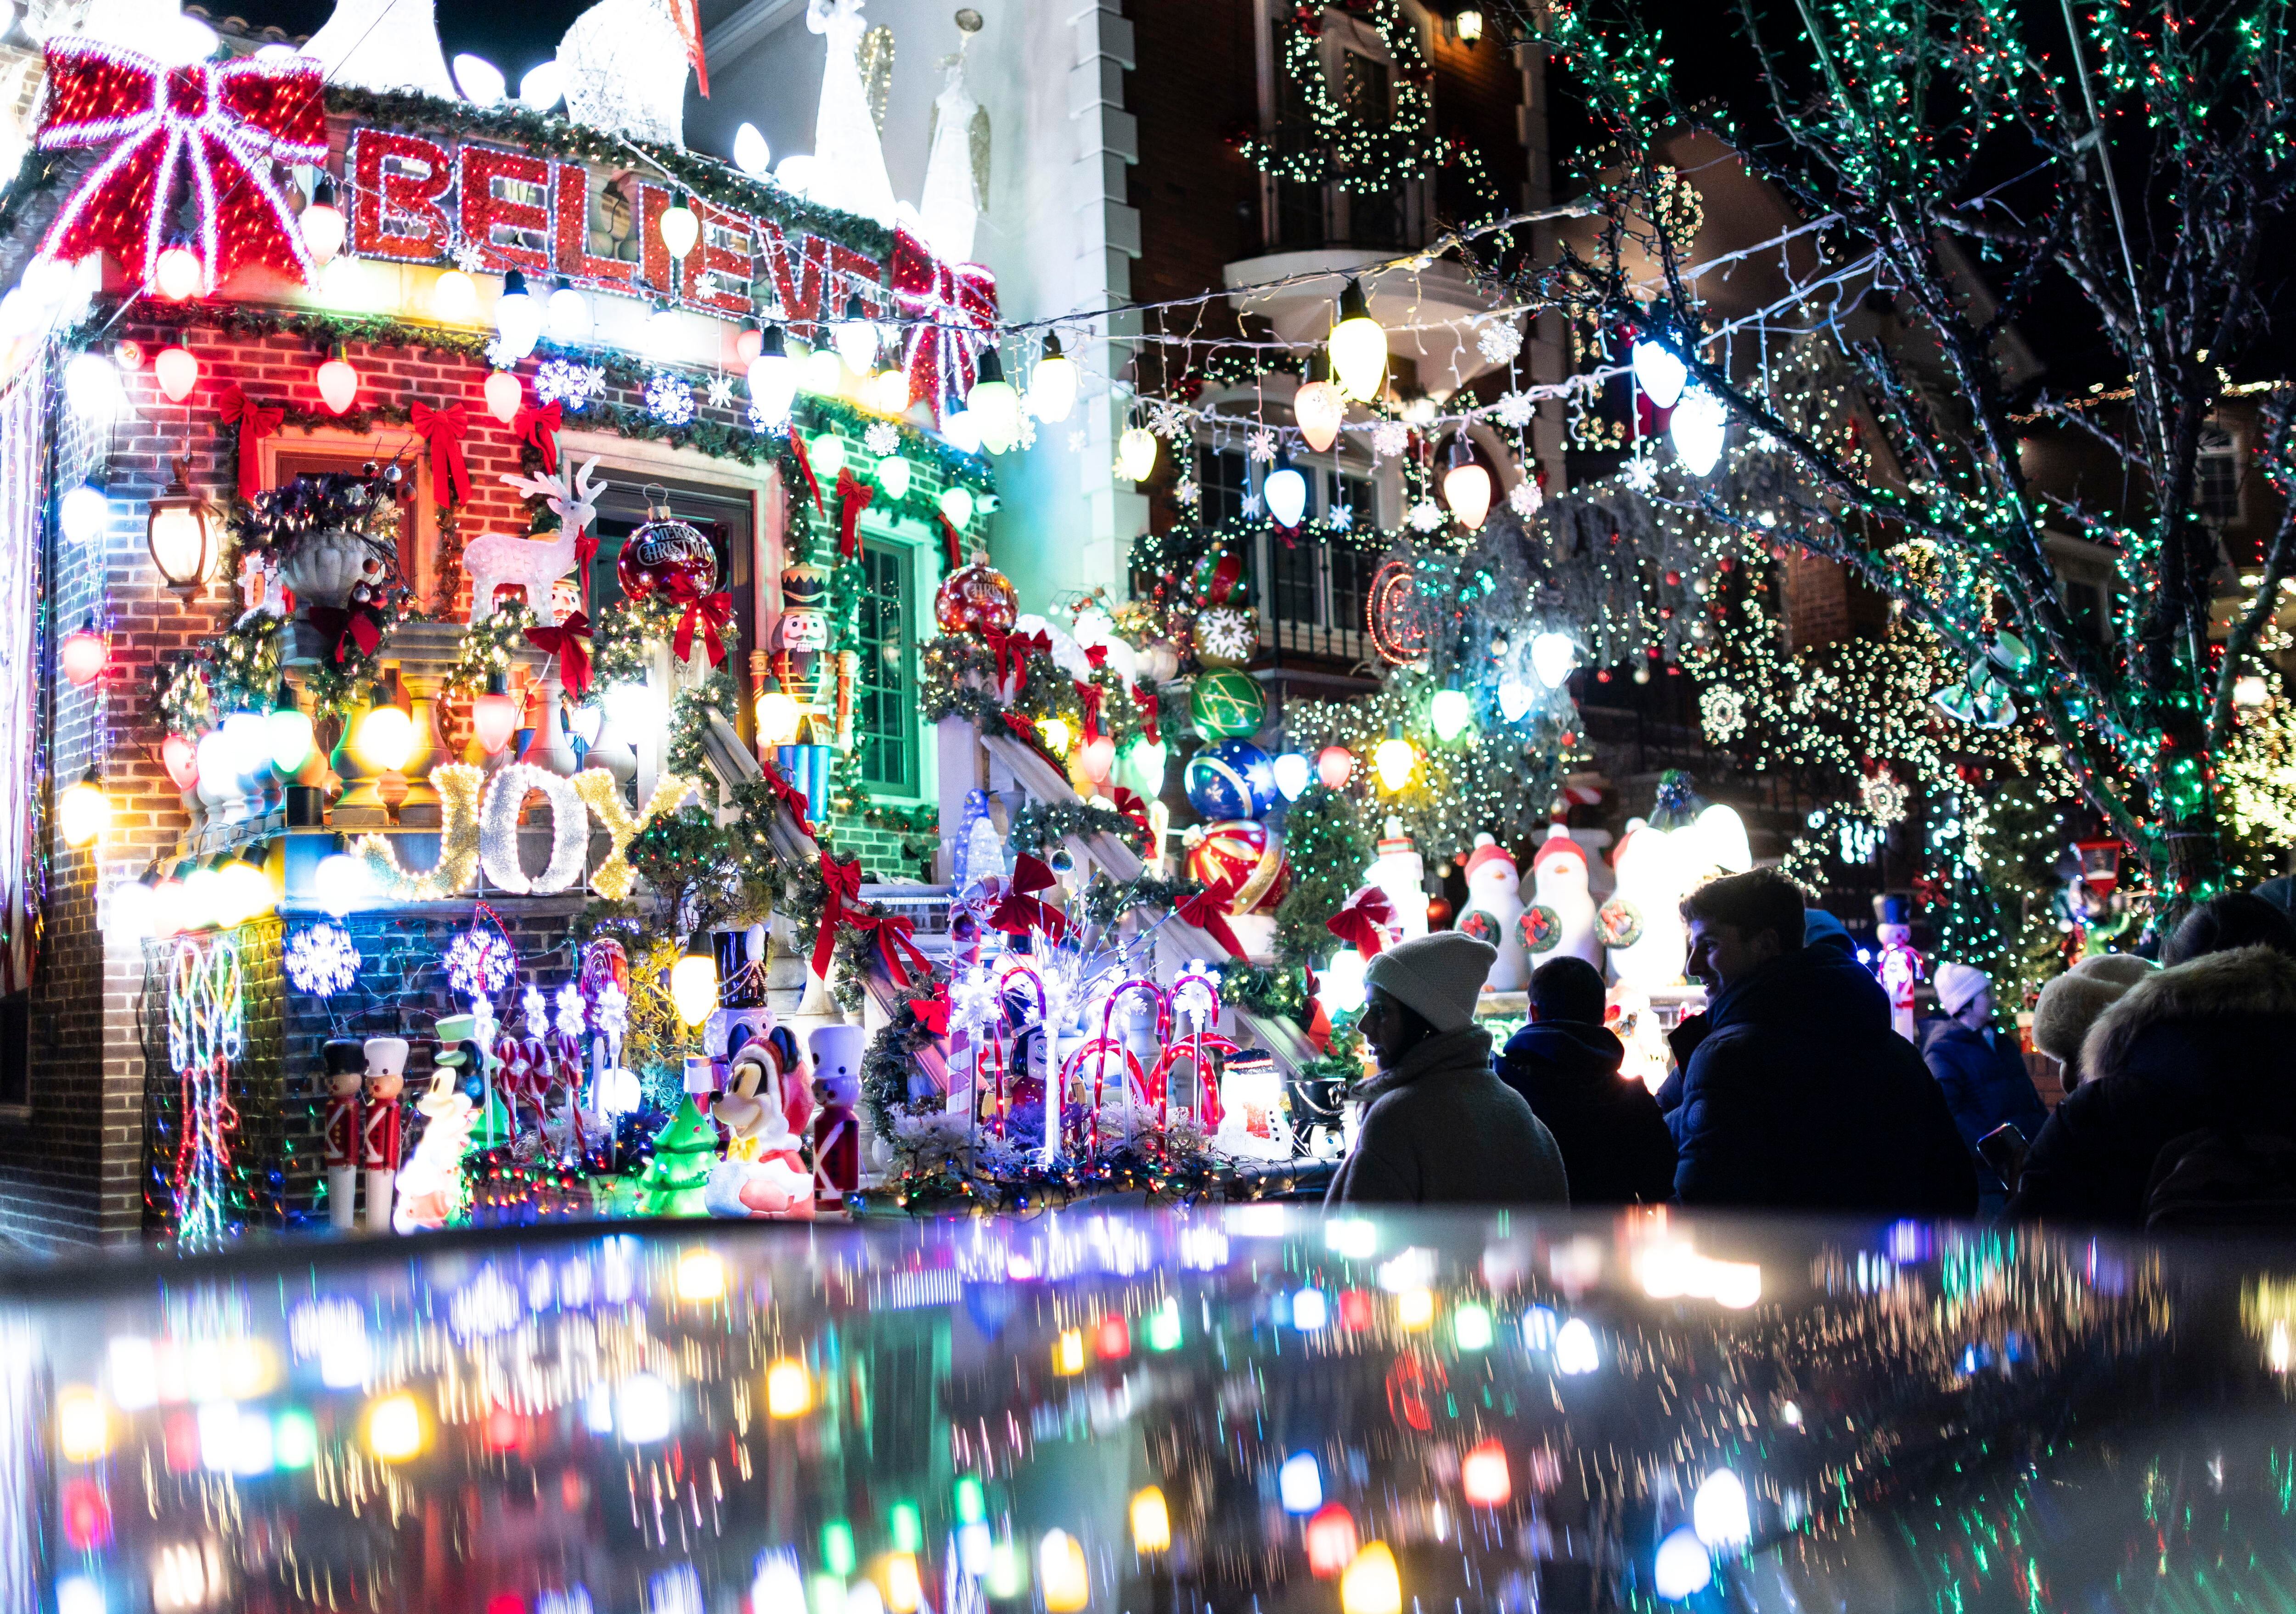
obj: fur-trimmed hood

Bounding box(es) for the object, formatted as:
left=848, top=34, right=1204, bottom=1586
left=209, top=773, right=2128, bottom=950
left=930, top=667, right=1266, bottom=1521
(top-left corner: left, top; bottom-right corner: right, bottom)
left=2081, top=945, right=2296, bottom=1084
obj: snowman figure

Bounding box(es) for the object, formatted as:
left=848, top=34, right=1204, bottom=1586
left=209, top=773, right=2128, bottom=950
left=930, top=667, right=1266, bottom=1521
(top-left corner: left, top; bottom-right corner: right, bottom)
left=1603, top=820, right=1689, bottom=990
left=1455, top=836, right=1528, bottom=990
left=1364, top=817, right=1429, bottom=944
left=1522, top=824, right=1602, bottom=969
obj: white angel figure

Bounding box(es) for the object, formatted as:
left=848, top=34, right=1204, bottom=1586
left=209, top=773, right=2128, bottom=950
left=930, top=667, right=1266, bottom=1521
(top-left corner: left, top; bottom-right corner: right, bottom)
left=297, top=0, right=457, bottom=97
left=806, top=0, right=899, bottom=225
left=558, top=0, right=702, bottom=148
left=918, top=37, right=989, bottom=262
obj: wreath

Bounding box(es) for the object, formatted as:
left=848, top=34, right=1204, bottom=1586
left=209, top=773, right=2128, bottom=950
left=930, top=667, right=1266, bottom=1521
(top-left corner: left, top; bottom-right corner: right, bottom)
left=1596, top=897, right=1643, bottom=950
left=1519, top=904, right=1561, bottom=955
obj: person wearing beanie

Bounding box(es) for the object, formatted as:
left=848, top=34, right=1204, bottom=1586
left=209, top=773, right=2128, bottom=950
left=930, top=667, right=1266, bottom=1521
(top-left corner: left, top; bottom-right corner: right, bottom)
left=1325, top=932, right=1570, bottom=1207
left=1918, top=960, right=2049, bottom=1213
left=2011, top=937, right=2296, bottom=1226
left=2031, top=953, right=2157, bottom=1091
left=1499, top=956, right=1676, bottom=1203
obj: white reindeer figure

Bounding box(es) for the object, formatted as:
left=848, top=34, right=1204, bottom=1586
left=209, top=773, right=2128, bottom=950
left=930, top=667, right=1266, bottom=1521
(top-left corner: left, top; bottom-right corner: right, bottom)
left=470, top=458, right=606, bottom=626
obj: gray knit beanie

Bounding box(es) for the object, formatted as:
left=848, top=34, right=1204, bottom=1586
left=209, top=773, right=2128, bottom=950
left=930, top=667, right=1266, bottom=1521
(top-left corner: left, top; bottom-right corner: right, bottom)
left=1363, top=932, right=1497, bottom=1032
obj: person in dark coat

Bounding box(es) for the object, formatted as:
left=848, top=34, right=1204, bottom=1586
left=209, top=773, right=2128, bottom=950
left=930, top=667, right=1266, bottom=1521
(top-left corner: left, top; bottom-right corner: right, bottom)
left=1499, top=957, right=1676, bottom=1204
left=1920, top=961, right=2049, bottom=1211
left=2011, top=900, right=2296, bottom=1226
left=1658, top=908, right=1851, bottom=1116
left=1670, top=869, right=1978, bottom=1214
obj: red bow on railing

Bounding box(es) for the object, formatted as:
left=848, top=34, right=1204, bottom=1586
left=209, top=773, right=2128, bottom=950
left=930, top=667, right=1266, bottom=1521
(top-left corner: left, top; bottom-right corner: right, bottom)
left=788, top=432, right=824, bottom=512
left=409, top=400, right=470, bottom=507
left=761, top=761, right=814, bottom=832
left=1076, top=679, right=1104, bottom=742
left=852, top=910, right=929, bottom=990
left=1173, top=883, right=1247, bottom=959
left=910, top=983, right=952, bottom=1036
left=673, top=591, right=733, bottom=665
left=982, top=627, right=1049, bottom=703
left=990, top=853, right=1070, bottom=943
left=1131, top=682, right=1161, bottom=746
left=1327, top=884, right=1398, bottom=957
left=36, top=41, right=325, bottom=293
left=305, top=601, right=383, bottom=665
left=217, top=387, right=283, bottom=500
left=890, top=227, right=999, bottom=420
left=524, top=611, right=592, bottom=701
left=512, top=401, right=563, bottom=472
left=1110, top=786, right=1151, bottom=841
left=834, top=467, right=875, bottom=560
left=810, top=852, right=865, bottom=979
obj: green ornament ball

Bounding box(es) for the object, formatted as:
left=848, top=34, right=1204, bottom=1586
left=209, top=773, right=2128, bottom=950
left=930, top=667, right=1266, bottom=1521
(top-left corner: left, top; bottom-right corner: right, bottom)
left=1189, top=668, right=1268, bottom=741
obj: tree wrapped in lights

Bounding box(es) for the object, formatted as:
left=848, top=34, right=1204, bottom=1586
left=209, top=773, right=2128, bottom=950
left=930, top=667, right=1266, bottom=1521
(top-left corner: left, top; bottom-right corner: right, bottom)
left=1272, top=785, right=1373, bottom=968
left=1499, top=0, right=2296, bottom=917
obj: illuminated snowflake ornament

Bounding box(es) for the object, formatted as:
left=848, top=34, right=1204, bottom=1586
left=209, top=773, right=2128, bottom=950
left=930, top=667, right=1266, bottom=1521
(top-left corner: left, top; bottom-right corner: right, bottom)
left=535, top=359, right=600, bottom=411
left=445, top=928, right=516, bottom=998
left=554, top=982, right=586, bottom=1040
left=1476, top=319, right=1524, bottom=366
left=645, top=373, right=695, bottom=426
left=1016, top=413, right=1037, bottom=451
left=864, top=421, right=900, bottom=456
left=285, top=922, right=361, bottom=998
left=1327, top=502, right=1353, bottom=532
left=1247, top=427, right=1277, bottom=464
left=1067, top=428, right=1088, bottom=452
left=1174, top=477, right=1200, bottom=507
left=1621, top=453, right=1659, bottom=493
left=746, top=402, right=786, bottom=435
left=1407, top=498, right=1444, bottom=533
left=705, top=373, right=736, bottom=409
left=1860, top=768, right=1910, bottom=825
left=1372, top=421, right=1409, bottom=459
left=1147, top=399, right=1189, bottom=438
left=1494, top=390, right=1536, bottom=430
left=1699, top=684, right=1747, bottom=742
left=1508, top=476, right=1544, bottom=518
left=453, top=240, right=486, bottom=273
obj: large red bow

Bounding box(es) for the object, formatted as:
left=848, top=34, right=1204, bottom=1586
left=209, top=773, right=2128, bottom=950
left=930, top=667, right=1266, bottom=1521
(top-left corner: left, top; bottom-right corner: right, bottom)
left=35, top=41, right=324, bottom=294
left=1131, top=682, right=1162, bottom=746
left=834, top=467, right=875, bottom=560
left=1327, top=884, right=1398, bottom=957
left=217, top=387, right=283, bottom=500
left=989, top=852, right=1070, bottom=942
left=982, top=627, right=1049, bottom=703
left=306, top=602, right=383, bottom=665
left=1110, top=786, right=1151, bottom=841
left=673, top=591, right=733, bottom=665
left=852, top=911, right=929, bottom=990
left=787, top=433, right=824, bottom=512
left=524, top=611, right=592, bottom=702
left=410, top=401, right=470, bottom=507
left=809, top=852, right=865, bottom=979
left=1174, top=885, right=1247, bottom=959
left=1076, top=680, right=1104, bottom=743
left=512, top=401, right=563, bottom=472
left=891, top=228, right=999, bottom=420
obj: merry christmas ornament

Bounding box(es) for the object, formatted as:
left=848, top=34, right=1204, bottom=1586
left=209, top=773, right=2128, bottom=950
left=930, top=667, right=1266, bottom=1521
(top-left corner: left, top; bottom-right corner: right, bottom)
left=933, top=552, right=1019, bottom=637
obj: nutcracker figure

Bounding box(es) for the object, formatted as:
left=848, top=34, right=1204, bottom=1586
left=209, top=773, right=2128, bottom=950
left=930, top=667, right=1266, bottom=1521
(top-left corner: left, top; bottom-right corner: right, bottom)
left=772, top=562, right=833, bottom=721
left=1874, top=894, right=1924, bottom=1043
left=361, top=1036, right=410, bottom=1234
left=809, top=1024, right=866, bottom=1201
left=321, top=1039, right=364, bottom=1231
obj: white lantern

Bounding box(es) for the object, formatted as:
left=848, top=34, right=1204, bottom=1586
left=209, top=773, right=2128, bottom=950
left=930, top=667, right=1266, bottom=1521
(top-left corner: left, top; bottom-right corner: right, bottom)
left=1263, top=466, right=1308, bottom=528
left=732, top=124, right=772, bottom=178
left=432, top=270, right=479, bottom=324
left=1294, top=377, right=1345, bottom=453
left=747, top=327, right=800, bottom=426
left=1027, top=335, right=1078, bottom=423
left=831, top=296, right=879, bottom=372
left=1669, top=385, right=1728, bottom=475
left=1117, top=427, right=1158, bottom=483
left=1443, top=455, right=1492, bottom=530
left=450, top=53, right=506, bottom=105
left=938, top=486, right=975, bottom=529
left=967, top=349, right=1021, bottom=455
left=314, top=848, right=372, bottom=918
left=1328, top=278, right=1387, bottom=402
left=546, top=282, right=592, bottom=343
left=941, top=407, right=983, bottom=456
left=59, top=484, right=107, bottom=547
left=658, top=194, right=700, bottom=261
left=494, top=270, right=542, bottom=360
left=517, top=61, right=564, bottom=111
left=1631, top=339, right=1688, bottom=410
left=1530, top=632, right=1577, bottom=689
left=1271, top=752, right=1311, bottom=801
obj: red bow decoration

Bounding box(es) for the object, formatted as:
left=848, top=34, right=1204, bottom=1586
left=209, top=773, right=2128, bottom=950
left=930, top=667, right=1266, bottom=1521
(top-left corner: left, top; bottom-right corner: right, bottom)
left=909, top=984, right=952, bottom=1037
left=1110, top=786, right=1151, bottom=840
left=574, top=530, right=598, bottom=615
left=1327, top=885, right=1398, bottom=957
left=1076, top=680, right=1104, bottom=743
left=834, top=467, right=875, bottom=560
left=1303, top=972, right=1334, bottom=1052
left=217, top=387, right=283, bottom=500
left=990, top=853, right=1071, bottom=943
left=1173, top=885, right=1247, bottom=959
left=512, top=401, right=563, bottom=472
left=524, top=612, right=593, bottom=702
left=409, top=401, right=470, bottom=507
left=788, top=432, right=825, bottom=512
left=1131, top=682, right=1162, bottom=746
left=673, top=591, right=733, bottom=665
left=934, top=512, right=961, bottom=569
left=810, top=853, right=865, bottom=979
left=982, top=627, right=1050, bottom=703
left=890, top=227, right=999, bottom=419
left=761, top=761, right=814, bottom=832
left=306, top=602, right=383, bottom=665
left=857, top=911, right=929, bottom=990
left=35, top=41, right=325, bottom=294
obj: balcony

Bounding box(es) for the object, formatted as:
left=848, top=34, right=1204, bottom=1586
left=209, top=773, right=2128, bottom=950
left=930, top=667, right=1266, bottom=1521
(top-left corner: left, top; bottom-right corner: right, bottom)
left=1223, top=248, right=1513, bottom=398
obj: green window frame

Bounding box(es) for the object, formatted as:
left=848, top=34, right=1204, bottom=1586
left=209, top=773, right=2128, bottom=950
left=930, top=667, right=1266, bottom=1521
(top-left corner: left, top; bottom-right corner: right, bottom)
left=855, top=542, right=917, bottom=795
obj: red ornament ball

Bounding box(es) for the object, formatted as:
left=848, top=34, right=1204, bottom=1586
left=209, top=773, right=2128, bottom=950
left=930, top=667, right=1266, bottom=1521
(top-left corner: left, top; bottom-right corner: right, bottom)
left=617, top=509, right=719, bottom=603
left=1184, top=819, right=1290, bottom=915
left=934, top=554, right=1019, bottom=637
left=1424, top=896, right=1454, bottom=930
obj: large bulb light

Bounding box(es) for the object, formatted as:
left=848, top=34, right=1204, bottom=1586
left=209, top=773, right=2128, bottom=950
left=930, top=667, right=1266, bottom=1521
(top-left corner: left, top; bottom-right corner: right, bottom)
left=1429, top=688, right=1472, bottom=742
left=1530, top=632, right=1578, bottom=689
left=1271, top=752, right=1310, bottom=801
left=484, top=369, right=522, bottom=425
left=1669, top=385, right=1728, bottom=475
left=733, top=123, right=772, bottom=177
left=1295, top=375, right=1345, bottom=453
left=1027, top=334, right=1078, bottom=423
left=451, top=53, right=505, bottom=105
left=1630, top=339, right=1688, bottom=410
left=1339, top=1542, right=1402, bottom=1614
left=831, top=296, right=878, bottom=372
left=546, top=281, right=592, bottom=343
left=1373, top=736, right=1416, bottom=793
left=356, top=703, right=416, bottom=773
left=494, top=270, right=542, bottom=360
left=154, top=345, right=199, bottom=402
left=315, top=355, right=359, bottom=414
left=1263, top=465, right=1308, bottom=528
left=754, top=685, right=800, bottom=747
left=1328, top=278, right=1388, bottom=402
left=1443, top=446, right=1492, bottom=530
left=57, top=771, right=107, bottom=847
left=747, top=326, right=800, bottom=426
left=154, top=246, right=203, bottom=302
left=1117, top=427, right=1158, bottom=483
left=876, top=456, right=912, bottom=500
left=433, top=269, right=478, bottom=323
left=517, top=61, right=564, bottom=111
left=472, top=673, right=518, bottom=755
left=938, top=486, right=974, bottom=529
left=266, top=682, right=313, bottom=775
left=659, top=193, right=700, bottom=261
left=670, top=934, right=719, bottom=1027
left=300, top=178, right=345, bottom=265
left=60, top=484, right=107, bottom=547
left=967, top=349, right=1021, bottom=455
left=60, top=616, right=108, bottom=687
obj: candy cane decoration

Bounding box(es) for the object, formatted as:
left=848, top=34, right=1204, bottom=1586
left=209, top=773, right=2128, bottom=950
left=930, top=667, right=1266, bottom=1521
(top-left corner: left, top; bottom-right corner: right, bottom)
left=1062, top=1038, right=1148, bottom=1160
left=165, top=936, right=244, bottom=1243
left=1097, top=978, right=1170, bottom=1139
left=1167, top=963, right=1226, bottom=1129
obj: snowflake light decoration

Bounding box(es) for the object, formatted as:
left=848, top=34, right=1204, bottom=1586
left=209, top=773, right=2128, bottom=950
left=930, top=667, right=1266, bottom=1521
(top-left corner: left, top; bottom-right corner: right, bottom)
left=1016, top=413, right=1037, bottom=451
left=1700, top=684, right=1747, bottom=742
left=1407, top=498, right=1444, bottom=533
left=1476, top=320, right=1524, bottom=366
left=1859, top=768, right=1910, bottom=826
left=1066, top=428, right=1087, bottom=452
left=1328, top=503, right=1354, bottom=531
left=445, top=928, right=516, bottom=998
left=645, top=373, right=695, bottom=426
left=554, top=981, right=586, bottom=1040
left=285, top=922, right=360, bottom=998
left=692, top=271, right=719, bottom=301
left=1621, top=454, right=1659, bottom=493
left=1372, top=421, right=1410, bottom=459
left=1508, top=476, right=1544, bottom=518
left=864, top=421, right=900, bottom=456
left=1147, top=399, right=1190, bottom=438
left=535, top=359, right=599, bottom=411
left=1247, top=427, right=1277, bottom=464
left=1242, top=493, right=1264, bottom=519
left=746, top=402, right=786, bottom=435
left=1494, top=391, right=1536, bottom=430
left=1174, top=477, right=1200, bottom=507
left=452, top=241, right=485, bottom=273
left=705, top=374, right=735, bottom=409
left=522, top=979, right=547, bottom=1032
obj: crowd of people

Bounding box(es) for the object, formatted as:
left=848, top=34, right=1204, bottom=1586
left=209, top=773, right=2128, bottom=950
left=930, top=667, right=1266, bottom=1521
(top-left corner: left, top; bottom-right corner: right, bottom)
left=1325, top=866, right=2296, bottom=1228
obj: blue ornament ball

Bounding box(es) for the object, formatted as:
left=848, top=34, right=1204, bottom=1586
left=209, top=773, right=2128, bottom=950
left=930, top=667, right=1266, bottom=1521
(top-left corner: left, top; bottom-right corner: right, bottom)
left=1183, top=739, right=1277, bottom=819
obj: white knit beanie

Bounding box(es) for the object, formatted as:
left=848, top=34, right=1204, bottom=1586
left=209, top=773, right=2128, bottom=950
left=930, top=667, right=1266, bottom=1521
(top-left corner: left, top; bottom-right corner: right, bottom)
left=1363, top=932, right=1497, bottom=1032
left=1933, top=960, right=1990, bottom=1016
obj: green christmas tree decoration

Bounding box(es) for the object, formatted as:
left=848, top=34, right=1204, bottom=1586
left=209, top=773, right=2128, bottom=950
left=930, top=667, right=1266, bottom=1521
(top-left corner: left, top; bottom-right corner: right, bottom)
left=1274, top=785, right=1375, bottom=969
left=637, top=1097, right=719, bottom=1217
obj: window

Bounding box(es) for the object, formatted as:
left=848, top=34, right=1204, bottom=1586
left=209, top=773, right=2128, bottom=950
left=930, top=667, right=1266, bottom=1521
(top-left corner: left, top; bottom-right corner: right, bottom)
left=1196, top=446, right=1252, bottom=527
left=1257, top=8, right=1432, bottom=251
left=2197, top=427, right=2242, bottom=523
left=0, top=991, right=25, bottom=1108
left=855, top=543, right=917, bottom=794
left=587, top=476, right=756, bottom=735
left=1246, top=460, right=1380, bottom=660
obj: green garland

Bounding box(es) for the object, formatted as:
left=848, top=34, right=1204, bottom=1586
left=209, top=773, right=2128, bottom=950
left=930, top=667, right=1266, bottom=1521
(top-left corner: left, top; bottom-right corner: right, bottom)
left=1008, top=799, right=1146, bottom=858
left=444, top=599, right=537, bottom=697
left=1220, top=962, right=1312, bottom=1024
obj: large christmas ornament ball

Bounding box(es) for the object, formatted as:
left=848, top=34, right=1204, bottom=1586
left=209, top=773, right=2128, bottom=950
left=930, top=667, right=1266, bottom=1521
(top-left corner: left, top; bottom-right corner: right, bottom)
left=1185, top=819, right=1291, bottom=914
left=1183, top=739, right=1277, bottom=820
left=1189, top=546, right=1251, bottom=609
left=934, top=553, right=1019, bottom=638
left=1192, top=605, right=1259, bottom=668
left=617, top=508, right=719, bottom=603
left=1189, top=668, right=1267, bottom=740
